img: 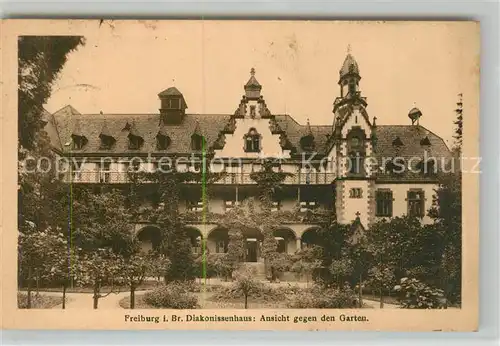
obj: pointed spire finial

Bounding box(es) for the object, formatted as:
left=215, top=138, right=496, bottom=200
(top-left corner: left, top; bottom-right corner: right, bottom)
left=347, top=44, right=352, bottom=54
left=250, top=67, right=255, bottom=76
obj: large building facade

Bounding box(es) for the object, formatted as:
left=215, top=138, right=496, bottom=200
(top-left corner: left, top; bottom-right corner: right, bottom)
left=42, top=53, right=451, bottom=262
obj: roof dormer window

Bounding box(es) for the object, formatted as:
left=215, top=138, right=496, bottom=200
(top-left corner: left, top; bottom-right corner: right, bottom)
left=128, top=136, right=141, bottom=150
left=392, top=137, right=404, bottom=147
left=127, top=121, right=143, bottom=150
left=100, top=136, right=115, bottom=150
left=420, top=136, right=431, bottom=146
left=71, top=135, right=87, bottom=150
left=157, top=135, right=170, bottom=150
left=191, top=134, right=204, bottom=151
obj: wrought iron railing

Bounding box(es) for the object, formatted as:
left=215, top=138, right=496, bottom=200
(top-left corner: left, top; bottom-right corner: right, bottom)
left=64, top=171, right=337, bottom=185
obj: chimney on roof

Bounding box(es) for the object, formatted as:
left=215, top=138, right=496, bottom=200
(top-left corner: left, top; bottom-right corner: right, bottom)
left=158, top=87, right=188, bottom=125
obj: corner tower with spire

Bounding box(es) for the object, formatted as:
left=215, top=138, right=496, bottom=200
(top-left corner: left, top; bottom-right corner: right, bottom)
left=333, top=46, right=368, bottom=114
left=329, top=46, right=376, bottom=228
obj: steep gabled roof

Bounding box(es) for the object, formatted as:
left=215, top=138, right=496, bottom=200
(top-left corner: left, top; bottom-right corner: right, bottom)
left=52, top=111, right=232, bottom=154
left=373, top=125, right=451, bottom=181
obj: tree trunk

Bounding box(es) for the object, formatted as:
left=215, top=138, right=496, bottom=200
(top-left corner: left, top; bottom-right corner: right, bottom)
left=244, top=294, right=248, bottom=309
left=93, top=284, right=99, bottom=309
left=358, top=273, right=363, bottom=308
left=442, top=248, right=449, bottom=309
left=27, top=266, right=33, bottom=309
left=62, top=284, right=67, bottom=309
left=130, top=285, right=136, bottom=309
left=379, top=284, right=384, bottom=309
left=35, top=271, right=40, bottom=295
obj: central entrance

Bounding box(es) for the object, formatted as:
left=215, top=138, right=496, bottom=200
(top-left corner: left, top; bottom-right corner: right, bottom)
left=245, top=238, right=259, bottom=262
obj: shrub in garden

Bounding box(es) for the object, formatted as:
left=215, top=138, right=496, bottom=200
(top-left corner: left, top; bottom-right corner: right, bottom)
left=143, top=283, right=199, bottom=309
left=288, top=285, right=358, bottom=309
left=393, top=277, right=446, bottom=309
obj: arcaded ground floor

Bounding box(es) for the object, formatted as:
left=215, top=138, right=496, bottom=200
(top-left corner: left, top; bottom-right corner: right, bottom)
left=134, top=223, right=322, bottom=261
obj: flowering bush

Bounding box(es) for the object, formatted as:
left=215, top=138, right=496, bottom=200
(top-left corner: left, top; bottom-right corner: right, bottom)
left=143, top=283, right=199, bottom=309
left=393, top=277, right=446, bottom=309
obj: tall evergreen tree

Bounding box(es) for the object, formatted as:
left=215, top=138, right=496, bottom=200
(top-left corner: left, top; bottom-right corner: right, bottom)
left=18, top=36, right=85, bottom=150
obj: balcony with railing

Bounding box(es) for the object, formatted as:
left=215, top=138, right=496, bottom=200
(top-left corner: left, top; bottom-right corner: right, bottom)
left=63, top=171, right=336, bottom=185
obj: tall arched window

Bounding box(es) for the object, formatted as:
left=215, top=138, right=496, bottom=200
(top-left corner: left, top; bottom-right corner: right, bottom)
left=346, top=128, right=366, bottom=176
left=244, top=128, right=261, bottom=153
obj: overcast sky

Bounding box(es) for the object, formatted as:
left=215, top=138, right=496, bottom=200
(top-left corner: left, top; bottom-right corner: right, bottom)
left=45, top=21, right=479, bottom=147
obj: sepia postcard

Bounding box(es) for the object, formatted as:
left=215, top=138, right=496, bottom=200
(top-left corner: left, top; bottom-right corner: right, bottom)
left=1, top=19, right=480, bottom=331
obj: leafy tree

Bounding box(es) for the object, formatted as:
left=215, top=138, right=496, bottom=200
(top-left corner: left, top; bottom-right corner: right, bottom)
left=267, top=252, right=292, bottom=282
left=427, top=95, right=463, bottom=306
left=232, top=267, right=263, bottom=309
left=347, top=224, right=369, bottom=308
left=290, top=249, right=322, bottom=286
left=39, top=228, right=79, bottom=309
left=223, top=228, right=245, bottom=279
left=74, top=248, right=123, bottom=309
left=18, top=227, right=70, bottom=308
left=72, top=187, right=134, bottom=256
left=394, top=277, right=446, bottom=309
left=18, top=36, right=85, bottom=149
left=314, top=221, right=351, bottom=286
left=329, top=257, right=353, bottom=288
left=121, top=251, right=169, bottom=309
left=428, top=163, right=462, bottom=306
left=453, top=93, right=463, bottom=151
left=366, top=266, right=396, bottom=308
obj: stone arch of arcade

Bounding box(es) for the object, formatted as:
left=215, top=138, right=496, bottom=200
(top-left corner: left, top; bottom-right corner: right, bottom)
left=185, top=226, right=203, bottom=254
left=136, top=225, right=162, bottom=253
left=273, top=227, right=298, bottom=254
left=300, top=226, right=322, bottom=249
left=207, top=226, right=266, bottom=263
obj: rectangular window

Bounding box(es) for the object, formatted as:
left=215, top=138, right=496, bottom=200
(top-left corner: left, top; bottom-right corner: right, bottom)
left=407, top=190, right=425, bottom=218
left=349, top=188, right=363, bottom=198
left=187, top=200, right=204, bottom=212
left=271, top=201, right=281, bottom=212
left=192, top=237, right=202, bottom=254
left=70, top=161, right=82, bottom=181
left=300, top=201, right=317, bottom=212
left=224, top=200, right=239, bottom=212
left=216, top=240, right=227, bottom=254
left=169, top=98, right=180, bottom=109
left=99, top=161, right=112, bottom=183
left=376, top=190, right=393, bottom=217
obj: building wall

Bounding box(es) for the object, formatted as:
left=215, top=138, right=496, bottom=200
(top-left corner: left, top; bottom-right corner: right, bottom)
left=336, top=179, right=371, bottom=226
left=374, top=183, right=437, bottom=224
